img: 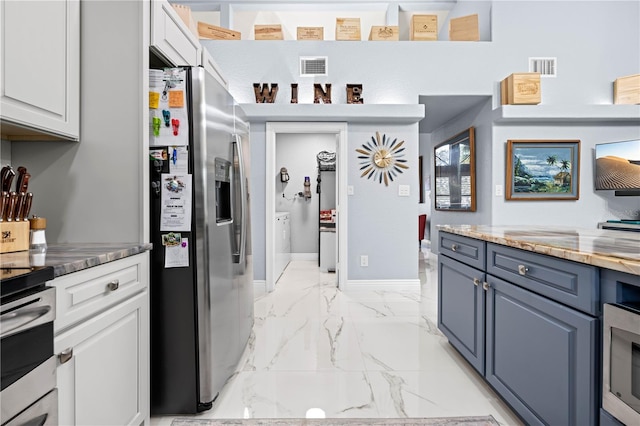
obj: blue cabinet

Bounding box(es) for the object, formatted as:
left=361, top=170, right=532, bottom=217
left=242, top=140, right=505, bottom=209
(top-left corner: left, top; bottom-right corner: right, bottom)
left=486, top=274, right=597, bottom=425
left=438, top=255, right=485, bottom=375
left=438, top=232, right=599, bottom=426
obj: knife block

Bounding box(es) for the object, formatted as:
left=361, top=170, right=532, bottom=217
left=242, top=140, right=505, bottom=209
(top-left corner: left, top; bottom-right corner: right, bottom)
left=0, top=221, right=30, bottom=253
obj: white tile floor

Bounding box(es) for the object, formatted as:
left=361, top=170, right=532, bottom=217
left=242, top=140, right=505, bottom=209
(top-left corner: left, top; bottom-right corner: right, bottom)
left=151, top=252, right=524, bottom=425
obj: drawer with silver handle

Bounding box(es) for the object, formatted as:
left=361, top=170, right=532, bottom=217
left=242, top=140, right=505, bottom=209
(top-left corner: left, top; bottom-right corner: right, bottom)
left=486, top=242, right=598, bottom=315
left=52, top=253, right=148, bottom=333
left=438, top=232, right=486, bottom=270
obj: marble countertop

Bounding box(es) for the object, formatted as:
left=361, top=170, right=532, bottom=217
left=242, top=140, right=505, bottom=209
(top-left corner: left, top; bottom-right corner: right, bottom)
left=0, top=243, right=153, bottom=278
left=437, top=225, right=640, bottom=276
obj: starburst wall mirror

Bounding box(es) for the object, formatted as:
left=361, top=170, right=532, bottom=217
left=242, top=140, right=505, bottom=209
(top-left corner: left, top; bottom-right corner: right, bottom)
left=434, top=127, right=476, bottom=211
left=356, top=131, right=408, bottom=186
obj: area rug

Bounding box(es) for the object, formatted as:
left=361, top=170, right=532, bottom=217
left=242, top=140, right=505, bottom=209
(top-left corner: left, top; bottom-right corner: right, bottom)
left=171, top=416, right=499, bottom=426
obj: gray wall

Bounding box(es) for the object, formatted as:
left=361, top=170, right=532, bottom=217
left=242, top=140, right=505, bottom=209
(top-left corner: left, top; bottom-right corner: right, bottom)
left=348, top=123, right=419, bottom=281
left=275, top=133, right=336, bottom=255
left=428, top=99, right=494, bottom=249
left=206, top=0, right=639, bottom=281
left=11, top=0, right=148, bottom=243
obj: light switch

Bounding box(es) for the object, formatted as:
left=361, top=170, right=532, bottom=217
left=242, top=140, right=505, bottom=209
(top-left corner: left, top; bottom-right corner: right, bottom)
left=495, top=184, right=503, bottom=196
left=398, top=185, right=410, bottom=196
left=347, top=185, right=354, bottom=195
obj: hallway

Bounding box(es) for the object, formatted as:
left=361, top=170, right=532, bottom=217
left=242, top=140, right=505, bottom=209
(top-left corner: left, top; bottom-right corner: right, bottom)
left=152, top=254, right=522, bottom=425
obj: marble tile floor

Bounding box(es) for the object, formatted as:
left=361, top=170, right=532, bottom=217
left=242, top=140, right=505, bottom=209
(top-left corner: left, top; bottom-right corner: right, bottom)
left=151, top=252, right=523, bottom=426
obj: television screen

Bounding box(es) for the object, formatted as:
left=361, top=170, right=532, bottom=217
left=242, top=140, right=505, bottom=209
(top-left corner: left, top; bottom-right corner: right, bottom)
left=594, top=139, right=640, bottom=190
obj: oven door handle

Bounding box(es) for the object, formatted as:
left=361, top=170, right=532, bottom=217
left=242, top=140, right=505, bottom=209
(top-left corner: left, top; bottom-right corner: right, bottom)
left=0, top=305, right=52, bottom=337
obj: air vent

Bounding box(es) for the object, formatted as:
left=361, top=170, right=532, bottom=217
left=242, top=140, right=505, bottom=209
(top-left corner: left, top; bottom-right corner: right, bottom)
left=300, top=56, right=328, bottom=77
left=529, top=57, right=557, bottom=77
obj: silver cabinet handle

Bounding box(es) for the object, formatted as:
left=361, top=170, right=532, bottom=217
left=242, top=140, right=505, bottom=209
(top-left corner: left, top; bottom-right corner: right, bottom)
left=107, top=280, right=119, bottom=291
left=473, top=278, right=480, bottom=286
left=482, top=282, right=490, bottom=291
left=59, top=348, right=73, bottom=364
left=451, top=244, right=458, bottom=252
left=518, top=265, right=529, bottom=276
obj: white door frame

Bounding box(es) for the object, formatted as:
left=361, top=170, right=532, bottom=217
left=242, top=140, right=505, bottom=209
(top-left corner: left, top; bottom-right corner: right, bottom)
left=266, top=122, right=348, bottom=292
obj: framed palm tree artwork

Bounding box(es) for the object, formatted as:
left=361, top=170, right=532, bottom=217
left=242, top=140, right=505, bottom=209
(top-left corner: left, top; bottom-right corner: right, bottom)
left=506, top=140, right=580, bottom=200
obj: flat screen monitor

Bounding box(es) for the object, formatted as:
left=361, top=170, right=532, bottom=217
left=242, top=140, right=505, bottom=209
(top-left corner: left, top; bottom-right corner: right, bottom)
left=594, top=139, right=640, bottom=193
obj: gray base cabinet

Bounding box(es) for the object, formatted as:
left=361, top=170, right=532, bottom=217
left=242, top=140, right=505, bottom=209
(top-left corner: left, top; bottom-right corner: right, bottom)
left=438, top=232, right=598, bottom=426
left=438, top=255, right=485, bottom=375
left=486, top=275, right=597, bottom=426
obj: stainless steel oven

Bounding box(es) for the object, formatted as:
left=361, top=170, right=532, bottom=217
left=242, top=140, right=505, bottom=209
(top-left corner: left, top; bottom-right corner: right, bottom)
left=1, top=267, right=57, bottom=426
left=603, top=302, right=640, bottom=425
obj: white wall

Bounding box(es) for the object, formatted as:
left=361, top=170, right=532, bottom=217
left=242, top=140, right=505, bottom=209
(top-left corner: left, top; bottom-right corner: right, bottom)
left=275, top=133, right=336, bottom=255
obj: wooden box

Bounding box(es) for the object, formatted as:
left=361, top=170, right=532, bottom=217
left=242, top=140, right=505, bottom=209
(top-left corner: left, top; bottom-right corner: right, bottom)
left=297, top=27, right=324, bottom=40
left=171, top=4, right=198, bottom=39
left=449, top=14, right=479, bottom=41
left=336, top=18, right=361, bottom=41
left=614, top=74, right=640, bottom=104
left=369, top=26, right=399, bottom=41
left=500, top=73, right=541, bottom=105
left=254, top=24, right=284, bottom=40
left=0, top=221, right=30, bottom=253
left=411, top=15, right=438, bottom=41
left=198, top=22, right=241, bottom=40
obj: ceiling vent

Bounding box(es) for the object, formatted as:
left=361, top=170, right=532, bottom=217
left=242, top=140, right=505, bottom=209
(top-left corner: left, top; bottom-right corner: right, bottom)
left=529, top=57, right=557, bottom=77
left=300, top=56, right=328, bottom=77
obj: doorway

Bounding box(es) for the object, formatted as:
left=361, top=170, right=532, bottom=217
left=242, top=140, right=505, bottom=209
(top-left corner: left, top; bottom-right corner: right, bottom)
left=266, top=122, right=348, bottom=292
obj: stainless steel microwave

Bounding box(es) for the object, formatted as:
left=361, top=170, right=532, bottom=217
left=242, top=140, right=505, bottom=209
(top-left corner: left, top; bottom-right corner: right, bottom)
left=603, top=303, right=640, bottom=425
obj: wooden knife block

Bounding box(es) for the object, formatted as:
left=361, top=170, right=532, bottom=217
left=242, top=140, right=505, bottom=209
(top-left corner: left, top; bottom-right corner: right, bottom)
left=0, top=221, right=30, bottom=253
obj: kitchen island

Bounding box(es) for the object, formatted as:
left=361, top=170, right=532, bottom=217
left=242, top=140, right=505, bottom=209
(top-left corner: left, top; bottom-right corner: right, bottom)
left=436, top=225, right=639, bottom=426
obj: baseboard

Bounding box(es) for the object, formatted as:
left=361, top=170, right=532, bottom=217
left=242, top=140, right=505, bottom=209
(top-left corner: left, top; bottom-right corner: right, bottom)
left=343, top=279, right=420, bottom=292
left=291, top=253, right=318, bottom=261
left=253, top=280, right=267, bottom=299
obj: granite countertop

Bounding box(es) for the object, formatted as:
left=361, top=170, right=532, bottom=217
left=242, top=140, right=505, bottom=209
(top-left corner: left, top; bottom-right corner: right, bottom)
left=437, top=225, right=640, bottom=276
left=0, top=243, right=153, bottom=278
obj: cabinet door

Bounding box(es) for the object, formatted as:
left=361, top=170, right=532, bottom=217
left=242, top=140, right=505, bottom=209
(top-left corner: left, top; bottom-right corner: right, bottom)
left=55, top=290, right=149, bottom=426
left=485, top=275, right=597, bottom=426
left=438, top=255, right=485, bottom=374
left=150, top=0, right=201, bottom=66
left=0, top=0, right=79, bottom=140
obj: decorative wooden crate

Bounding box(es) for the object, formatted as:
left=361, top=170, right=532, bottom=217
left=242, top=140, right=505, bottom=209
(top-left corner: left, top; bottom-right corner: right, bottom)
left=336, top=18, right=361, bottom=41
left=500, top=73, right=541, bottom=105
left=411, top=15, right=438, bottom=41
left=198, top=22, right=241, bottom=40
left=297, top=27, right=324, bottom=40
left=369, top=26, right=399, bottom=41
left=614, top=74, right=640, bottom=104
left=171, top=4, right=198, bottom=39
left=0, top=221, right=29, bottom=253
left=254, top=24, right=283, bottom=40
left=449, top=14, right=479, bottom=41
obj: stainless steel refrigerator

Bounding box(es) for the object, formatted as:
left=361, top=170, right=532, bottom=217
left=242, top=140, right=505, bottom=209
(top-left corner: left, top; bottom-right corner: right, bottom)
left=148, top=66, right=253, bottom=414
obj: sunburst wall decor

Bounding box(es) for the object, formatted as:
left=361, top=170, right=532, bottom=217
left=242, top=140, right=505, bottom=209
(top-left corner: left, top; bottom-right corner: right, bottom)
left=356, top=131, right=408, bottom=186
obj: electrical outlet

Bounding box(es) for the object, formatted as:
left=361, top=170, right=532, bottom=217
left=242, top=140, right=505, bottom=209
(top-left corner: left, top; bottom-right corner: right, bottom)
left=360, top=255, right=368, bottom=267
left=495, top=185, right=503, bottom=197
left=398, top=185, right=410, bottom=196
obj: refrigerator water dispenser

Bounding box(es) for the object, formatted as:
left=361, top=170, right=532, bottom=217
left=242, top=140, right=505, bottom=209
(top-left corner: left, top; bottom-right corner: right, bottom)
left=214, top=157, right=232, bottom=223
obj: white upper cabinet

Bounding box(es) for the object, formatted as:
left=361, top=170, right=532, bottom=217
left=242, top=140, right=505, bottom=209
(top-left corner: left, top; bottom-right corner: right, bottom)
left=0, top=0, right=79, bottom=141
left=150, top=0, right=201, bottom=66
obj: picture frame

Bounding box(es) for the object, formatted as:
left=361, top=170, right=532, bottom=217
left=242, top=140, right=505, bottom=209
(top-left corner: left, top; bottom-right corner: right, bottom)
left=434, top=127, right=476, bottom=211
left=506, top=139, right=580, bottom=200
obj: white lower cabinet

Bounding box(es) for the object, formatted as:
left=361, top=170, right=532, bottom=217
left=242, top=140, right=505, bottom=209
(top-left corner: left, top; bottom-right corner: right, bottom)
left=53, top=253, right=150, bottom=425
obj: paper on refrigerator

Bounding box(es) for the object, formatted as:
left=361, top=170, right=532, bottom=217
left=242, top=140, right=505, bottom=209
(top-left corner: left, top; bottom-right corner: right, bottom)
left=160, top=173, right=192, bottom=231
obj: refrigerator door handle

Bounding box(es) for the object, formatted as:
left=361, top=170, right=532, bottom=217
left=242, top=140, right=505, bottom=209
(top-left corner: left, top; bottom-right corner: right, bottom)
left=232, top=134, right=247, bottom=264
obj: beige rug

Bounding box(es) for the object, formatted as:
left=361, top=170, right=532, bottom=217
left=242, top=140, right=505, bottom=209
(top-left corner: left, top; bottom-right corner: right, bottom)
left=171, top=416, right=499, bottom=426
